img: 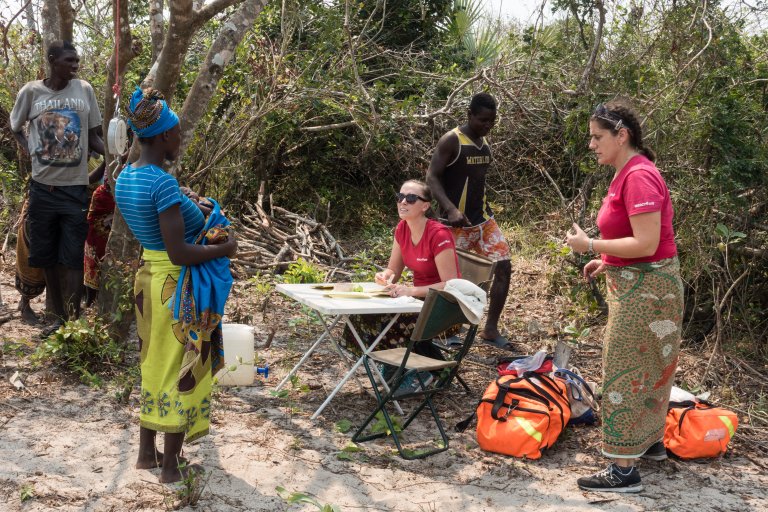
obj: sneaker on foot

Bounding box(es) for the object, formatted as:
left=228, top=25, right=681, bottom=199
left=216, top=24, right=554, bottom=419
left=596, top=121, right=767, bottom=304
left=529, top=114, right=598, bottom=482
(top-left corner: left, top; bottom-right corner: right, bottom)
left=393, top=371, right=434, bottom=397
left=641, top=441, right=668, bottom=461
left=577, top=463, right=643, bottom=493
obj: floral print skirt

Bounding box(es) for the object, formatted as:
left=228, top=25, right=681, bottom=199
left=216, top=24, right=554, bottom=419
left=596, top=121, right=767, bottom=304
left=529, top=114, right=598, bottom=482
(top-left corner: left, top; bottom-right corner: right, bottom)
left=601, top=257, right=683, bottom=458
left=342, top=313, right=455, bottom=361
left=343, top=313, right=420, bottom=356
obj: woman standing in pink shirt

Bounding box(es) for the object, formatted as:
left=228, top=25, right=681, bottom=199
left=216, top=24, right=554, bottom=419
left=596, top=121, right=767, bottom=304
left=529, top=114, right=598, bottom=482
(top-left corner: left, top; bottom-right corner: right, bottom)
left=566, top=100, right=683, bottom=493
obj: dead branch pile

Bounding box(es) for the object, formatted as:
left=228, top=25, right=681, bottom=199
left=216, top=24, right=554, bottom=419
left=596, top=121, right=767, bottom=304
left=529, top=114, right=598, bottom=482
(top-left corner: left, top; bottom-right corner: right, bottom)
left=231, top=187, right=349, bottom=276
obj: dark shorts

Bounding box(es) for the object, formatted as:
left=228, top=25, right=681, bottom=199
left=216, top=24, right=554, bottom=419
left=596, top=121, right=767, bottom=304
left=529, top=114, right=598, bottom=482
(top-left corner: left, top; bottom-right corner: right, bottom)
left=26, top=180, right=89, bottom=269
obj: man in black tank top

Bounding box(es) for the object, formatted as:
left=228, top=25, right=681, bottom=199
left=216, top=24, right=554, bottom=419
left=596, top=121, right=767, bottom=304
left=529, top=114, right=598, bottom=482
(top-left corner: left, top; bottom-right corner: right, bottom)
left=427, top=93, right=513, bottom=349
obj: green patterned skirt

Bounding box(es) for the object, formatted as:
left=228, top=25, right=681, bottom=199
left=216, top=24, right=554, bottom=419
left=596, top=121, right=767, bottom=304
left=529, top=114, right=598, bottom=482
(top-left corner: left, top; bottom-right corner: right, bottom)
left=601, top=257, right=683, bottom=458
left=134, top=250, right=213, bottom=443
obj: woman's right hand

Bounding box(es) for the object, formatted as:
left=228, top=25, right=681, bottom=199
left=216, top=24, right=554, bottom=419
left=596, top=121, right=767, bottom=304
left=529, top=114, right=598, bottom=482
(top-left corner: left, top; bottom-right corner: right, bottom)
left=583, top=258, right=605, bottom=280
left=374, top=269, right=394, bottom=285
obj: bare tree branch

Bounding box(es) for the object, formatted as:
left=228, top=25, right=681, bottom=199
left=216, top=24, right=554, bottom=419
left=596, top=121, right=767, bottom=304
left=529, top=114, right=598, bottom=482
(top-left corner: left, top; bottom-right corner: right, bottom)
left=1, top=0, right=32, bottom=66
left=343, top=0, right=378, bottom=122
left=576, top=0, right=605, bottom=94
left=301, top=120, right=357, bottom=132
left=191, top=0, right=243, bottom=31
left=413, top=71, right=485, bottom=120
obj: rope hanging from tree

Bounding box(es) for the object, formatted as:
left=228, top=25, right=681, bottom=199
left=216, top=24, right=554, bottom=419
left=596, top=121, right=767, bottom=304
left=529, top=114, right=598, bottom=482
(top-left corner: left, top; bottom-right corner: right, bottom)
left=107, top=0, right=128, bottom=157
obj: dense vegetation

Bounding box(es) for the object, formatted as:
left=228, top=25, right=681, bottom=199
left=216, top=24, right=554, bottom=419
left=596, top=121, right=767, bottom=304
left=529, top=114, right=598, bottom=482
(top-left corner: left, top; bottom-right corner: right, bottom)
left=1, top=0, right=766, bottom=363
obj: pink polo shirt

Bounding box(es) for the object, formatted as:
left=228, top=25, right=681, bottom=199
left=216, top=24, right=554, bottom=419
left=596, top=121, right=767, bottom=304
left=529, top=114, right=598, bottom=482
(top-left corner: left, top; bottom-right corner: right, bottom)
left=596, top=155, right=677, bottom=266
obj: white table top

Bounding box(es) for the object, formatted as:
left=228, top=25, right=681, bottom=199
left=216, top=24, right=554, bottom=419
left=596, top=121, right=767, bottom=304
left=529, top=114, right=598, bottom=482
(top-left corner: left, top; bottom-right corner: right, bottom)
left=276, top=282, right=424, bottom=315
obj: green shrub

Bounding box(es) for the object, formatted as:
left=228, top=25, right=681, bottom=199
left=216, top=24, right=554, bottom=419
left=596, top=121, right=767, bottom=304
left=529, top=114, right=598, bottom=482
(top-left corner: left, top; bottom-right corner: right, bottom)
left=33, top=317, right=126, bottom=387
left=281, top=257, right=327, bottom=284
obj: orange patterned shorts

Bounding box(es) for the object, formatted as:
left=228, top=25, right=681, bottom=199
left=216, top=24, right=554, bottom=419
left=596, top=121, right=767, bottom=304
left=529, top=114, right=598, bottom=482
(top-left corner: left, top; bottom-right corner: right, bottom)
left=451, top=218, right=510, bottom=262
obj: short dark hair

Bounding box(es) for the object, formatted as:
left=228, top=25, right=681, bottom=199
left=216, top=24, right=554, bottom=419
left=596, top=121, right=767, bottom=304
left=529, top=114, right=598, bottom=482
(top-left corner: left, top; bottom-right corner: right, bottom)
left=47, top=41, right=77, bottom=60
left=469, top=93, right=496, bottom=114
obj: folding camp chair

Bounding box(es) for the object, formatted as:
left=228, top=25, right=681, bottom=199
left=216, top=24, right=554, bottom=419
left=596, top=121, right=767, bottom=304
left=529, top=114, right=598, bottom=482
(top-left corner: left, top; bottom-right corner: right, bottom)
left=456, top=248, right=497, bottom=292
left=431, top=249, right=497, bottom=393
left=352, top=289, right=478, bottom=459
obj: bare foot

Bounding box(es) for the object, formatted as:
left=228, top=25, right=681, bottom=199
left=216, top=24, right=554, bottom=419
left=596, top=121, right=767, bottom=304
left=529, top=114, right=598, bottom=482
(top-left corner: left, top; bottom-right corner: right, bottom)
left=135, top=450, right=188, bottom=469
left=20, top=306, right=40, bottom=324
left=159, top=463, right=204, bottom=484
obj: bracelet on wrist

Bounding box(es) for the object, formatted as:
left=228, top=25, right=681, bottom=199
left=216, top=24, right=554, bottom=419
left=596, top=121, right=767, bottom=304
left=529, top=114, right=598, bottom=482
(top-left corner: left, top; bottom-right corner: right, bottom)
left=588, top=238, right=594, bottom=254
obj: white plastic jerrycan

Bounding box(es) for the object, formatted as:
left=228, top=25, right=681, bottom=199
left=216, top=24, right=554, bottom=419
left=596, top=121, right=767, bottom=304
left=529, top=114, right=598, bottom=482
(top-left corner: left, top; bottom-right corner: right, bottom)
left=215, top=324, right=255, bottom=386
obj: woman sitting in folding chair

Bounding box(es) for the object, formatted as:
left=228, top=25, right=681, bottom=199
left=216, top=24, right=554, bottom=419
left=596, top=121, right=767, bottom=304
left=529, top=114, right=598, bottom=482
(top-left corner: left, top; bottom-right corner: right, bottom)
left=343, top=180, right=460, bottom=367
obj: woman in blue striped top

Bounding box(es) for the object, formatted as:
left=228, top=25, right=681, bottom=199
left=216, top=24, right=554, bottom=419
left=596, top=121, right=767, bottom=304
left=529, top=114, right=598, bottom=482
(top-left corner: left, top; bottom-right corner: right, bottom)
left=115, top=87, right=236, bottom=483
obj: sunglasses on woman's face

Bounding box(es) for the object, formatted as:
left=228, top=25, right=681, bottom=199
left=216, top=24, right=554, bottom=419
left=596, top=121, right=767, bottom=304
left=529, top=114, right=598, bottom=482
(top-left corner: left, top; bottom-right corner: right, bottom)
left=395, top=192, right=428, bottom=204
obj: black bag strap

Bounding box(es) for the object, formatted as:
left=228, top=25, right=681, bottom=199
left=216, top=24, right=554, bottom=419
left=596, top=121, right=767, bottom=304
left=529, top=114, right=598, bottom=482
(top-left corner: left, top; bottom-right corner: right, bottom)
left=455, top=401, right=480, bottom=432
left=491, top=384, right=511, bottom=421
left=668, top=400, right=697, bottom=409
left=554, top=368, right=597, bottom=402
left=523, top=373, right=566, bottom=426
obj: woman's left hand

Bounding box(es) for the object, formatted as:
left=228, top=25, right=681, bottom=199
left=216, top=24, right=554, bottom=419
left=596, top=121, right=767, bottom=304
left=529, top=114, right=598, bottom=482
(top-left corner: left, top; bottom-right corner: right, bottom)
left=565, top=222, right=590, bottom=254
left=384, top=283, right=410, bottom=298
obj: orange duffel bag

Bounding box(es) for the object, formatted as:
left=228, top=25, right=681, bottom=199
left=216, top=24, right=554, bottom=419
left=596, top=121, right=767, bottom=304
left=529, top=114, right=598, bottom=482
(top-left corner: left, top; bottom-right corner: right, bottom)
left=664, top=401, right=738, bottom=459
left=476, top=372, right=571, bottom=459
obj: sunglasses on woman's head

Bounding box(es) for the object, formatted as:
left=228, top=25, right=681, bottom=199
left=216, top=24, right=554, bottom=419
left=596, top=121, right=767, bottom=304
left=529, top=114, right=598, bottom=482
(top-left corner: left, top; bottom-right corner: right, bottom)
left=395, top=192, right=428, bottom=204
left=593, top=103, right=625, bottom=131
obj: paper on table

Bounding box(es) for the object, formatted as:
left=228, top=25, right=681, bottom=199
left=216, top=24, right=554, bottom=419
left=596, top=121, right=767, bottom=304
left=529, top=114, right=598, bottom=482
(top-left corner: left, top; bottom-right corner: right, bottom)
left=391, top=296, right=420, bottom=304
left=324, top=290, right=394, bottom=299
left=324, top=292, right=372, bottom=299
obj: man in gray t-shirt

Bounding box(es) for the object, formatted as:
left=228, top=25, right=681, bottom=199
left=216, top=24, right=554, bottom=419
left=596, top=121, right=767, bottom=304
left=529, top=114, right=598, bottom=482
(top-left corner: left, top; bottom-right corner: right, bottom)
left=11, top=79, right=102, bottom=185
left=10, top=41, right=104, bottom=325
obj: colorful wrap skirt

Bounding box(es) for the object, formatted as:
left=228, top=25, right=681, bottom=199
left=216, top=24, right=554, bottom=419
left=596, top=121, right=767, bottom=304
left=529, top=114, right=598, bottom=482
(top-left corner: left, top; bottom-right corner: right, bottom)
left=343, top=313, right=420, bottom=356
left=84, top=183, right=115, bottom=290
left=14, top=200, right=46, bottom=301
left=601, top=257, right=684, bottom=458
left=342, top=311, right=455, bottom=361
left=134, top=249, right=218, bottom=443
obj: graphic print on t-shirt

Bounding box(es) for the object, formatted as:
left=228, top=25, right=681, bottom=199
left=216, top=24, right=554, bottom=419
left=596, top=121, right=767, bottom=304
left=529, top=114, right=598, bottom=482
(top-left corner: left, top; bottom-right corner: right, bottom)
left=35, top=108, right=82, bottom=167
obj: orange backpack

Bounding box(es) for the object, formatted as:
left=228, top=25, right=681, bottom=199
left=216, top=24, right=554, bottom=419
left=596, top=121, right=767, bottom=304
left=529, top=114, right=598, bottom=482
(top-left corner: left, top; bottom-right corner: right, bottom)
left=664, top=401, right=738, bottom=459
left=476, top=372, right=571, bottom=459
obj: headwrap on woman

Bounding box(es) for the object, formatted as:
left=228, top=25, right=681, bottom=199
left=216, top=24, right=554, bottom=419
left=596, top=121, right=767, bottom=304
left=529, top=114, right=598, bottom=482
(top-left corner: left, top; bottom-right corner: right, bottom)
left=126, top=87, right=179, bottom=138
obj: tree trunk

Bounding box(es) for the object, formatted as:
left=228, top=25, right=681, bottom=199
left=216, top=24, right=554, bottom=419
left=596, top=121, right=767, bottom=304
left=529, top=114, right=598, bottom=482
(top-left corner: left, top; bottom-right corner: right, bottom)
left=25, top=0, right=37, bottom=31
left=147, top=0, right=242, bottom=99
left=177, top=0, right=268, bottom=156
left=146, top=0, right=195, bottom=97
left=96, top=0, right=142, bottom=327
left=98, top=0, right=264, bottom=339
left=41, top=0, right=62, bottom=53
left=102, top=0, right=141, bottom=164
left=149, top=0, right=165, bottom=61
left=57, top=0, right=75, bottom=42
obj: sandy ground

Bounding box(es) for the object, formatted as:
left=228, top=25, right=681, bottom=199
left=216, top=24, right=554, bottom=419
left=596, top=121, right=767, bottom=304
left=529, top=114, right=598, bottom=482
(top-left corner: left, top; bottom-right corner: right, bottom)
left=1, top=264, right=767, bottom=512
